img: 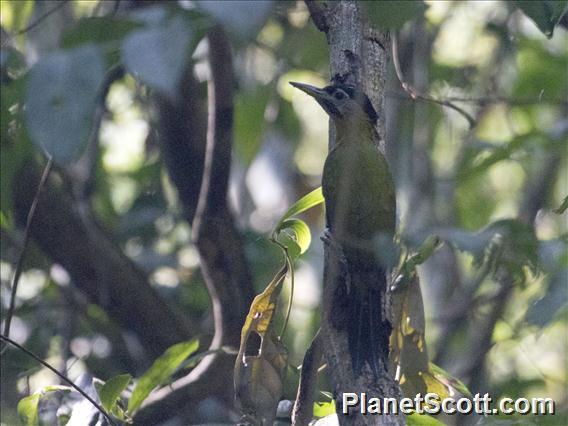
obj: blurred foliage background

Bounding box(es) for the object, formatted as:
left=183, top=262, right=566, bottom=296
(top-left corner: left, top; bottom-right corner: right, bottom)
left=0, top=1, right=566, bottom=425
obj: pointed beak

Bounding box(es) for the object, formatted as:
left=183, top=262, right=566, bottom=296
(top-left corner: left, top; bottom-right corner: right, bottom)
left=289, top=81, right=327, bottom=101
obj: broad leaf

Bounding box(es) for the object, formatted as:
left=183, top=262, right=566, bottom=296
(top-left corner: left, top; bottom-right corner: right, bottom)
left=25, top=45, right=106, bottom=163
left=273, top=186, right=324, bottom=235
left=17, top=394, right=40, bottom=426
left=121, top=16, right=193, bottom=99
left=98, top=373, right=131, bottom=413
left=235, top=265, right=288, bottom=424
left=433, top=219, right=539, bottom=281
left=313, top=401, right=336, bottom=418
left=514, top=0, right=568, bottom=38
left=128, top=339, right=199, bottom=414
left=62, top=16, right=143, bottom=48
left=277, top=218, right=311, bottom=256
left=197, top=1, right=274, bottom=39
left=17, top=386, right=74, bottom=426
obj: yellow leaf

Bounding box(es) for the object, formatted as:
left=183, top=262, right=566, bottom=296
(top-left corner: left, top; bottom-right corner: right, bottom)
left=235, top=264, right=289, bottom=423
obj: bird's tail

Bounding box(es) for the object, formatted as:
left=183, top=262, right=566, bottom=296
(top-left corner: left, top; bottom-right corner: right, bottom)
left=348, top=268, right=391, bottom=378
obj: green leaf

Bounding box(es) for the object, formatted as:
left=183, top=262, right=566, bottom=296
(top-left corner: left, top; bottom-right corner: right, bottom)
left=128, top=339, right=199, bottom=414
left=61, top=16, right=143, bottom=48
left=121, top=15, right=193, bottom=99
left=16, top=386, right=73, bottom=425
left=25, top=45, right=106, bottom=163
left=17, top=394, right=40, bottom=426
left=458, top=135, right=530, bottom=182
left=273, top=186, right=324, bottom=234
left=197, top=0, right=274, bottom=39
left=554, top=196, right=568, bottom=214
left=514, top=1, right=568, bottom=38
left=277, top=218, right=311, bottom=255
left=98, top=373, right=131, bottom=413
left=313, top=401, right=335, bottom=418
left=278, top=233, right=301, bottom=260
left=429, top=363, right=472, bottom=398
left=407, top=412, right=445, bottom=425
left=364, top=0, right=427, bottom=30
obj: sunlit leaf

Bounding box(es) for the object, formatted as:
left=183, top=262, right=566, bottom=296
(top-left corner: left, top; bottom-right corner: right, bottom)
left=277, top=218, right=311, bottom=255
left=273, top=186, right=324, bottom=235
left=514, top=0, right=568, bottom=38
left=17, top=394, right=40, bottom=426
left=391, top=267, right=470, bottom=401
left=364, top=0, right=427, bottom=30
left=313, top=401, right=336, bottom=418
left=25, top=45, right=106, bottom=163
left=98, top=373, right=131, bottom=413
left=121, top=16, right=193, bottom=99
left=128, top=339, right=199, bottom=414
left=17, top=386, right=74, bottom=426
left=235, top=265, right=288, bottom=424
left=429, top=363, right=472, bottom=398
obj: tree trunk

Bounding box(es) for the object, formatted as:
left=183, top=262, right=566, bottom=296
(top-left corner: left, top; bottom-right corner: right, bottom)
left=306, top=1, right=404, bottom=424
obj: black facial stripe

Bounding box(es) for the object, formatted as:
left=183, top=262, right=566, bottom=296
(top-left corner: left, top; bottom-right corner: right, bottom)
left=323, top=84, right=378, bottom=123
left=320, top=98, right=341, bottom=116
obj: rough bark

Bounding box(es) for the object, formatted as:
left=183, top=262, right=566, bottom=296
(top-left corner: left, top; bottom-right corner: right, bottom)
left=306, top=2, right=404, bottom=424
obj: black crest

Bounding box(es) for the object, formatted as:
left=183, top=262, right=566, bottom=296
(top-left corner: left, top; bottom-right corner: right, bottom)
left=324, top=84, right=379, bottom=123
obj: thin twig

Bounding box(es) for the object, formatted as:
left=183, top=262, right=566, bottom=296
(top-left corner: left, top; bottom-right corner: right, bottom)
left=1, top=0, right=70, bottom=48
left=0, top=334, right=116, bottom=426
left=2, top=157, right=53, bottom=344
left=391, top=34, right=477, bottom=129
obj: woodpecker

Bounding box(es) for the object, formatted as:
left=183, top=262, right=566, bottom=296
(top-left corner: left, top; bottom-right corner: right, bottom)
left=290, top=81, right=396, bottom=377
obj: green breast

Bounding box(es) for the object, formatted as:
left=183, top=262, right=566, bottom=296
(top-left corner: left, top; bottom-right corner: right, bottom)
left=322, top=141, right=396, bottom=251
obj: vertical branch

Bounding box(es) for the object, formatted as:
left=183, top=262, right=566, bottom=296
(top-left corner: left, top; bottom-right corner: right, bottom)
left=134, top=26, right=255, bottom=425
left=306, top=2, right=403, bottom=425
left=192, top=25, right=254, bottom=349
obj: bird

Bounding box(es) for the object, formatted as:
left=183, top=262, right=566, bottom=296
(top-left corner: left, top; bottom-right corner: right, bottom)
left=290, top=81, right=397, bottom=377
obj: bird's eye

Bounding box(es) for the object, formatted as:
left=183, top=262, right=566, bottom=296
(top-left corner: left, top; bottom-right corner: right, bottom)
left=334, top=91, right=345, bottom=100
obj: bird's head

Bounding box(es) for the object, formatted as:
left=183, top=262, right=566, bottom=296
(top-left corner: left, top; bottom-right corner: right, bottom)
left=289, top=81, right=378, bottom=126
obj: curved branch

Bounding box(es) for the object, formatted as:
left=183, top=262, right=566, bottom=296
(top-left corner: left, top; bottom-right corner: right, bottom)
left=192, top=25, right=254, bottom=351
left=134, top=26, right=254, bottom=424
left=157, top=70, right=207, bottom=224
left=391, top=34, right=477, bottom=129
